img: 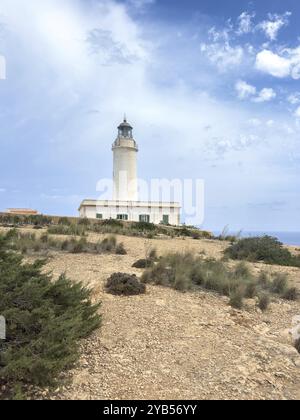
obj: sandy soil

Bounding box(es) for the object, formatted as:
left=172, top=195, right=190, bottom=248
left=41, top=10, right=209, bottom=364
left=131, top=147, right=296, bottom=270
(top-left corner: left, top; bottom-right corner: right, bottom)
left=38, top=232, right=300, bottom=400
left=2, top=227, right=300, bottom=400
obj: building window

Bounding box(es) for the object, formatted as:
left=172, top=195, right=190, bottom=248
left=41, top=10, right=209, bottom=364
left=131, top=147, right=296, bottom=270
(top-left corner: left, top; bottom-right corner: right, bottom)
left=117, top=214, right=128, bottom=221
left=139, top=214, right=150, bottom=223
left=96, top=214, right=103, bottom=220
left=162, top=215, right=169, bottom=225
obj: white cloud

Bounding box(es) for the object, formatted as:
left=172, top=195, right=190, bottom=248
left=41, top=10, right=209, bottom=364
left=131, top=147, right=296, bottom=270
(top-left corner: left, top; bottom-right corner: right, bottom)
left=200, top=21, right=245, bottom=71
left=0, top=0, right=299, bottom=232
left=255, top=49, right=291, bottom=78
left=294, top=106, right=300, bottom=118
left=235, top=80, right=256, bottom=99
left=208, top=25, right=232, bottom=43
left=255, top=47, right=300, bottom=79
left=283, top=46, right=300, bottom=79
left=201, top=42, right=244, bottom=71
left=235, top=80, right=276, bottom=103
left=258, top=12, right=291, bottom=41
left=128, top=0, right=155, bottom=9
left=237, top=12, right=255, bottom=35
left=287, top=92, right=300, bottom=105
left=253, top=88, right=276, bottom=103
left=0, top=188, right=6, bottom=193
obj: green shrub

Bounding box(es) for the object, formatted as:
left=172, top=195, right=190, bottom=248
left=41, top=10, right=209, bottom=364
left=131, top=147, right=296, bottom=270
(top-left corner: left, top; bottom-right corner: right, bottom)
left=258, top=271, right=271, bottom=289
left=71, top=238, right=87, bottom=254
left=258, top=294, right=271, bottom=311
left=271, top=273, right=288, bottom=294
left=132, top=259, right=153, bottom=269
left=229, top=289, right=244, bottom=309
left=148, top=248, right=158, bottom=261
left=61, top=240, right=70, bottom=251
left=40, top=233, right=48, bottom=243
left=115, top=243, right=127, bottom=255
left=58, top=217, right=71, bottom=226
left=101, top=219, right=123, bottom=228
left=0, top=235, right=101, bottom=398
left=99, top=235, right=117, bottom=252
left=48, top=224, right=86, bottom=237
left=225, top=236, right=300, bottom=267
left=244, top=282, right=257, bottom=299
left=282, top=287, right=298, bottom=301
left=105, top=273, right=146, bottom=296
left=233, top=262, right=251, bottom=279
left=132, top=221, right=156, bottom=232
left=174, top=268, right=191, bottom=291
left=3, top=229, right=122, bottom=256
left=78, top=218, right=91, bottom=226
left=140, top=252, right=296, bottom=308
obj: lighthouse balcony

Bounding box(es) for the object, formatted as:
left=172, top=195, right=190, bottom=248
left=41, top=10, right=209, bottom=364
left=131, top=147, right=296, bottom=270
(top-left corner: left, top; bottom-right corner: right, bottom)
left=112, top=138, right=138, bottom=150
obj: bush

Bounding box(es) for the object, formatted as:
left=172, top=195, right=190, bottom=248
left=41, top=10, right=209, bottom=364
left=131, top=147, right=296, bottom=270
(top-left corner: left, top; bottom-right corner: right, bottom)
left=271, top=273, right=288, bottom=294
left=115, top=243, right=127, bottom=255
left=101, top=219, right=123, bottom=228
left=258, top=294, right=270, bottom=312
left=258, top=271, right=271, bottom=289
left=132, top=259, right=153, bottom=269
left=178, top=227, right=193, bottom=237
left=99, top=235, right=117, bottom=252
left=282, top=287, right=298, bottom=301
left=0, top=235, right=101, bottom=399
left=244, top=282, right=257, bottom=299
left=58, top=217, right=71, bottom=226
left=3, top=229, right=122, bottom=256
left=132, top=222, right=156, bottom=232
left=70, top=238, right=87, bottom=254
left=225, top=236, right=300, bottom=267
left=148, top=248, right=158, bottom=261
left=105, top=273, right=146, bottom=296
left=229, top=289, right=244, bottom=309
left=48, top=224, right=86, bottom=237
left=78, top=218, right=91, bottom=226
left=140, top=252, right=296, bottom=308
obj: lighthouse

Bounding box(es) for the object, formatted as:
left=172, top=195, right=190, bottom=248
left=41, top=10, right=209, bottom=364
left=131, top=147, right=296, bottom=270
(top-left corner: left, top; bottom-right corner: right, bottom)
left=112, top=117, right=138, bottom=201
left=79, top=117, right=181, bottom=225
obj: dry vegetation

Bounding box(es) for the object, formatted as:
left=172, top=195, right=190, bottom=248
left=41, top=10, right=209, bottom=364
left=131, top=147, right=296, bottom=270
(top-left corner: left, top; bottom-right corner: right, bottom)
left=1, top=219, right=300, bottom=400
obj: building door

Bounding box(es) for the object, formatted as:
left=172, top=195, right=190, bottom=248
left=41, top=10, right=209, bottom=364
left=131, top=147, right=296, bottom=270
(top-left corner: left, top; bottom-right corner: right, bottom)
left=162, top=215, right=169, bottom=225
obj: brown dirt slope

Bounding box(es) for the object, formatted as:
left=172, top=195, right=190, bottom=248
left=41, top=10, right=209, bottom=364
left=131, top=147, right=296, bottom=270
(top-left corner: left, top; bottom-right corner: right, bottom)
left=34, top=233, right=300, bottom=401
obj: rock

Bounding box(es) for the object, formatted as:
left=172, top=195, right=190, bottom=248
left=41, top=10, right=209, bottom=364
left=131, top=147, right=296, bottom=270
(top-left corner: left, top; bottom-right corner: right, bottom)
left=277, top=344, right=299, bottom=358
left=294, top=358, right=300, bottom=368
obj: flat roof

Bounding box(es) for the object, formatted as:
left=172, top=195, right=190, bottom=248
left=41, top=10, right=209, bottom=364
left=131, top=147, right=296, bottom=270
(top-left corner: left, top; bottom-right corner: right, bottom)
left=79, top=199, right=181, bottom=210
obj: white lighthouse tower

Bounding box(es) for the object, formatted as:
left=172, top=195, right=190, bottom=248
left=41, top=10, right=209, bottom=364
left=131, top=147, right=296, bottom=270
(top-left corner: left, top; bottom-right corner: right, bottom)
left=79, top=116, right=181, bottom=225
left=112, top=117, right=138, bottom=201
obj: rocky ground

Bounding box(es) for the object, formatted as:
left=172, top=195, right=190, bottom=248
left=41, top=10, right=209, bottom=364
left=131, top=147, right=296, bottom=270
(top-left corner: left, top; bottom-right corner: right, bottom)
left=34, top=232, right=300, bottom=400
left=3, top=228, right=300, bottom=400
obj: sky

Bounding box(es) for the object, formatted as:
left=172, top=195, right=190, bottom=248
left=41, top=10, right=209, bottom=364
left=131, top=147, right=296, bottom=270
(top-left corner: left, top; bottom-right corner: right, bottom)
left=0, top=0, right=299, bottom=232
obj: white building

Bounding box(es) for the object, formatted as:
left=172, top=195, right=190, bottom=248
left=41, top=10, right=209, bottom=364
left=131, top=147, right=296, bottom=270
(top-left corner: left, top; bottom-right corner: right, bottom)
left=79, top=118, right=181, bottom=225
